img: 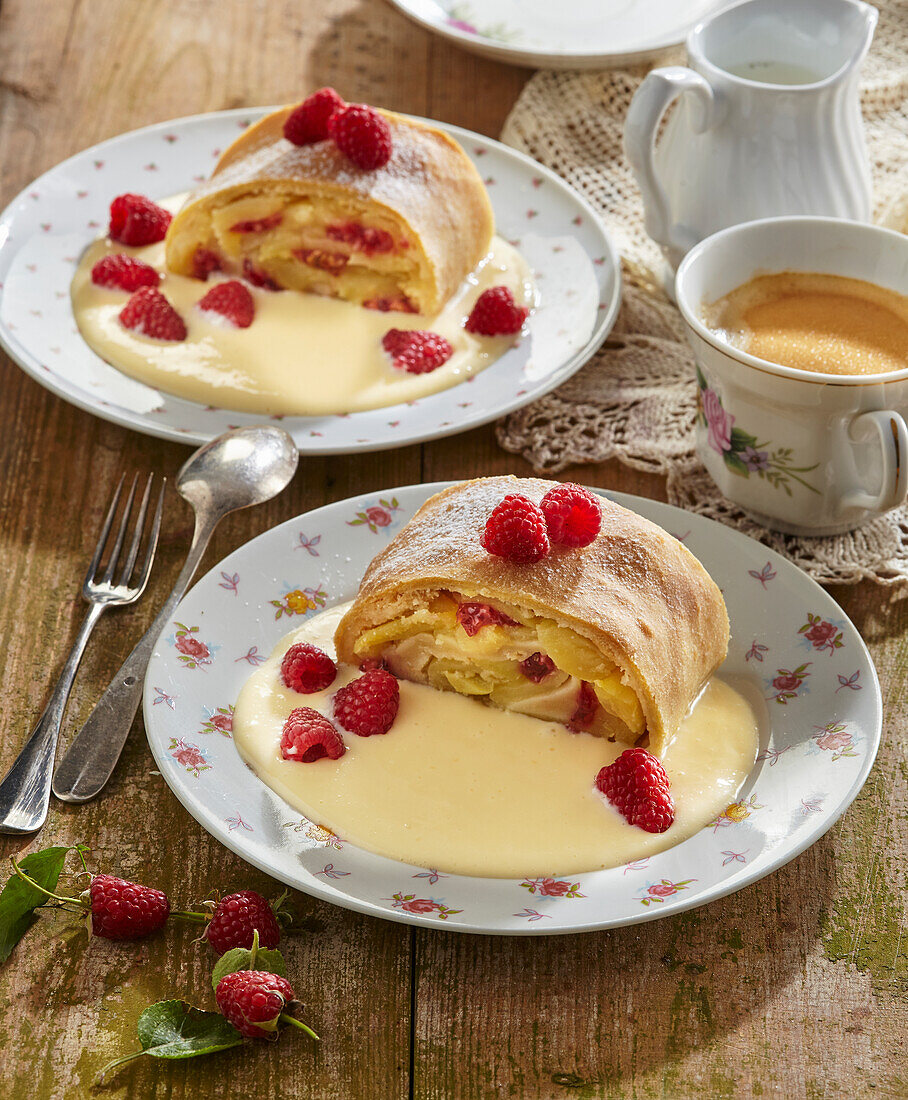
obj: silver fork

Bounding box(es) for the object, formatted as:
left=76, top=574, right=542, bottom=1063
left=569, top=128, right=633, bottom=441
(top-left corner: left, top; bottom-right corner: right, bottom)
left=0, top=473, right=165, bottom=835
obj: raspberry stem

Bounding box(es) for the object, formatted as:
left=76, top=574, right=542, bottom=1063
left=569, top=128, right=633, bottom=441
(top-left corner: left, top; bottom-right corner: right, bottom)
left=167, top=909, right=209, bottom=925
left=9, top=856, right=85, bottom=911
left=279, top=1013, right=320, bottom=1041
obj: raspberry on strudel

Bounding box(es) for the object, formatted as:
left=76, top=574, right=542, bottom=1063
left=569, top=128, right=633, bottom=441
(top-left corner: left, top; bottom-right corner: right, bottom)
left=335, top=477, right=729, bottom=755
left=164, top=105, right=495, bottom=315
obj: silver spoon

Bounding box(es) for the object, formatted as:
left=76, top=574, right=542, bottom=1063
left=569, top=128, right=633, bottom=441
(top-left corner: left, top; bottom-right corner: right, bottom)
left=52, top=425, right=298, bottom=803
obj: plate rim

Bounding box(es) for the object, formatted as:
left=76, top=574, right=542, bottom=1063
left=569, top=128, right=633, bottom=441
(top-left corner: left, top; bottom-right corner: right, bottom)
left=385, top=0, right=725, bottom=67
left=142, top=482, right=882, bottom=935
left=0, top=107, right=621, bottom=454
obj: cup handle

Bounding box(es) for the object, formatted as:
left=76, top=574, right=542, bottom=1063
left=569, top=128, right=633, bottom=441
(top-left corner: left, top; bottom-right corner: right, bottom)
left=841, top=409, right=908, bottom=514
left=624, top=67, right=716, bottom=264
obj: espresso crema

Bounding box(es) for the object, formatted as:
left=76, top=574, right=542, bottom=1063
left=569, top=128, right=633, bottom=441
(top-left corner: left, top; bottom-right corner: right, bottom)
left=703, top=271, right=908, bottom=376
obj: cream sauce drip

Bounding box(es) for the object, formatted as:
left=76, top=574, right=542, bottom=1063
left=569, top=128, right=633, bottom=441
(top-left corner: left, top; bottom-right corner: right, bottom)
left=71, top=195, right=535, bottom=415
left=233, top=604, right=760, bottom=878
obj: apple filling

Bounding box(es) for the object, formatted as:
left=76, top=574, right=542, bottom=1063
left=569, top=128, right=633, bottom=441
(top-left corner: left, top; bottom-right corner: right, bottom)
left=351, top=593, right=646, bottom=743
left=181, top=193, right=422, bottom=310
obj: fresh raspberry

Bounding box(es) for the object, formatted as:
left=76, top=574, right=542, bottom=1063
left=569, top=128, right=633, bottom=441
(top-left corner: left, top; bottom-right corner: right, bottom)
left=595, top=747, right=675, bottom=833
left=464, top=286, right=529, bottom=336
left=363, top=295, right=417, bottom=313
left=568, top=681, right=599, bottom=732
left=280, top=642, right=337, bottom=693
left=456, top=601, right=518, bottom=637
left=328, top=104, right=392, bottom=170
left=281, top=707, right=345, bottom=762
left=520, top=651, right=556, bottom=682
left=382, top=329, right=453, bottom=374
left=192, top=247, right=222, bottom=280
left=118, top=287, right=187, bottom=341
left=293, top=247, right=349, bottom=274
left=333, top=669, right=399, bottom=737
left=230, top=212, right=283, bottom=233
left=204, top=890, right=281, bottom=955
left=108, top=193, right=172, bottom=245
left=480, top=494, right=549, bottom=564
left=88, top=874, right=171, bottom=940
left=326, top=222, right=395, bottom=255
left=284, top=87, right=346, bottom=146
left=540, top=483, right=602, bottom=548
left=215, top=969, right=295, bottom=1039
left=242, top=259, right=282, bottom=290
left=197, top=280, right=255, bottom=328
left=90, top=253, right=160, bottom=291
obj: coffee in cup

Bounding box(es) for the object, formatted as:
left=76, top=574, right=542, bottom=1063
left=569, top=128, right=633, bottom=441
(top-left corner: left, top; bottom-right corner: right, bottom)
left=701, top=271, right=908, bottom=376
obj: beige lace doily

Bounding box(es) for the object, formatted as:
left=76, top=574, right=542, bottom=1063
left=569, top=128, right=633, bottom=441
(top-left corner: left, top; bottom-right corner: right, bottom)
left=497, top=1, right=908, bottom=588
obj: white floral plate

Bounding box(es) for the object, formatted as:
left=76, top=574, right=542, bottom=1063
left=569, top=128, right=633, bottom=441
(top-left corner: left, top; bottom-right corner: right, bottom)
left=388, top=0, right=729, bottom=69
left=142, top=484, right=881, bottom=935
left=0, top=109, right=618, bottom=454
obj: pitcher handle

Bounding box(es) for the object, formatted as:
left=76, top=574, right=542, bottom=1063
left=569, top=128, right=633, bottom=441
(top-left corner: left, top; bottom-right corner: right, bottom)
left=624, top=67, right=716, bottom=266
left=841, top=409, right=908, bottom=514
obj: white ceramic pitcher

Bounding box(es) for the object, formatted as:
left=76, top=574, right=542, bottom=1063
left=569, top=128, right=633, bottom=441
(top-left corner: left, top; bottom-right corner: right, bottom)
left=624, top=0, right=877, bottom=272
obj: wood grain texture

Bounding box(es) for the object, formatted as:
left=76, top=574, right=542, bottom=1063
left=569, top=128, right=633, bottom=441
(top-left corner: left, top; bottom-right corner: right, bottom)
left=0, top=1, right=904, bottom=1098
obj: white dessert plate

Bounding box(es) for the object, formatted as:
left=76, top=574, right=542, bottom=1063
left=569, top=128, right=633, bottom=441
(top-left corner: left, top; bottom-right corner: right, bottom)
left=387, top=0, right=729, bottom=69
left=0, top=108, right=618, bottom=454
left=142, top=484, right=881, bottom=935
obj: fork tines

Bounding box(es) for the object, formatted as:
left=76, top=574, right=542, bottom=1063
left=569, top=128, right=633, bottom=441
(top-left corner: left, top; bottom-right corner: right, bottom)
left=85, top=473, right=165, bottom=598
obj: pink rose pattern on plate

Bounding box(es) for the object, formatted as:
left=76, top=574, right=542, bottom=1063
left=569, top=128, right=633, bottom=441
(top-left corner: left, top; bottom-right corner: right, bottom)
left=387, top=893, right=463, bottom=920
left=637, top=879, right=695, bottom=906
left=521, top=877, right=585, bottom=898
left=799, top=613, right=844, bottom=655
left=173, top=623, right=212, bottom=670
left=141, top=486, right=875, bottom=930
left=347, top=497, right=403, bottom=534
left=199, top=704, right=234, bottom=737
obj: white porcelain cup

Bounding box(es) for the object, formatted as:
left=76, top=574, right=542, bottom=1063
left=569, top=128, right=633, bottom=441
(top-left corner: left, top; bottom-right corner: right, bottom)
left=675, top=216, right=908, bottom=536
left=624, top=0, right=877, bottom=273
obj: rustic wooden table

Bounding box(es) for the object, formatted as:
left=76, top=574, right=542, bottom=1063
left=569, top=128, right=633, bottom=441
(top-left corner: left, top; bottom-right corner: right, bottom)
left=0, top=1, right=905, bottom=1097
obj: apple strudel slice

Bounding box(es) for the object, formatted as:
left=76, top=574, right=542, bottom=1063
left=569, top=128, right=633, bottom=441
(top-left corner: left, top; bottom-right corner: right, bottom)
left=335, top=477, right=729, bottom=755
left=164, top=104, right=495, bottom=315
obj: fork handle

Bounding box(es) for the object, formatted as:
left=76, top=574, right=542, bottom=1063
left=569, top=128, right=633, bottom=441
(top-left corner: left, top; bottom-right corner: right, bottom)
left=0, top=602, right=107, bottom=834
left=52, top=513, right=219, bottom=803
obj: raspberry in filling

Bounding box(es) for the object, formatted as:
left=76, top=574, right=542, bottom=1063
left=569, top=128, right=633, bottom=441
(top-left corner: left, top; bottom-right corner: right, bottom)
left=242, top=259, right=282, bottom=290
left=326, top=222, right=396, bottom=255
left=456, top=601, right=519, bottom=638
left=363, top=295, right=417, bottom=313
left=293, top=247, right=349, bottom=274
left=230, top=213, right=283, bottom=233
left=519, top=652, right=556, bottom=683
left=567, top=682, right=599, bottom=732
left=191, top=247, right=222, bottom=280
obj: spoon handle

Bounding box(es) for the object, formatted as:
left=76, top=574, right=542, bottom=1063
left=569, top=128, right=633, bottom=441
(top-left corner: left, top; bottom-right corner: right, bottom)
left=52, top=513, right=219, bottom=803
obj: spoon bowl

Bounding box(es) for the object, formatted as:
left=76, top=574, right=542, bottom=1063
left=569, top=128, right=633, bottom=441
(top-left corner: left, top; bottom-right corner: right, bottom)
left=176, top=425, right=299, bottom=516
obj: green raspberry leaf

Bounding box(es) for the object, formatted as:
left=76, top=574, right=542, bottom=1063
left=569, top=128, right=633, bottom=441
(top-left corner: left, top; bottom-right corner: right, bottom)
left=211, top=945, right=286, bottom=991
left=97, top=1000, right=243, bottom=1081
left=137, top=1000, right=242, bottom=1058
left=0, top=845, right=74, bottom=964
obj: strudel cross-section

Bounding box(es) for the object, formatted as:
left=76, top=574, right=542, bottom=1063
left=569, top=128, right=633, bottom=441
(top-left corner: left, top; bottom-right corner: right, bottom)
left=335, top=477, right=730, bottom=755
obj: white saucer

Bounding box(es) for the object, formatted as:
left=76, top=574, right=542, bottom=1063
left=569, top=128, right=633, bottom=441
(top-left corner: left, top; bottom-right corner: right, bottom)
left=388, top=0, right=728, bottom=69
left=142, top=484, right=881, bottom=934
left=0, top=109, right=619, bottom=454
